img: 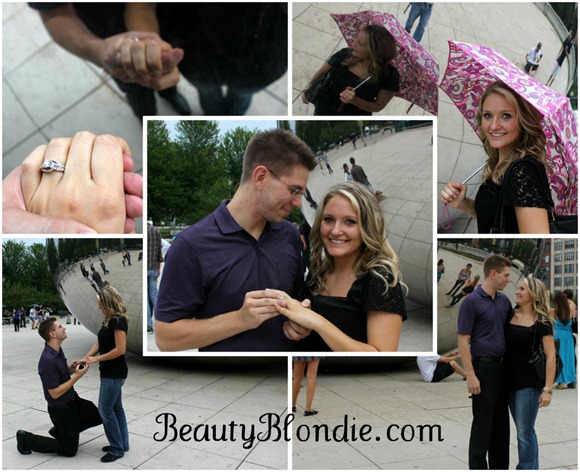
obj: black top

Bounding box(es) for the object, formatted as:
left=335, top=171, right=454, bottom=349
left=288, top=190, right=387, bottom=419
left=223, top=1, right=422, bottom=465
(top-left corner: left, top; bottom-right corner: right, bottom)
left=38, top=345, right=75, bottom=406
left=98, top=315, right=128, bottom=379
left=314, top=48, right=400, bottom=116
left=297, top=268, right=407, bottom=352
left=505, top=319, right=553, bottom=390
left=475, top=157, right=551, bottom=233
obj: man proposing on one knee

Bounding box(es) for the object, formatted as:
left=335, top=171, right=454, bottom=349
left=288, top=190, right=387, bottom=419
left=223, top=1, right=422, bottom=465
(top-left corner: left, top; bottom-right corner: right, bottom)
left=16, top=318, right=102, bottom=457
left=155, top=129, right=318, bottom=352
left=458, top=255, right=513, bottom=469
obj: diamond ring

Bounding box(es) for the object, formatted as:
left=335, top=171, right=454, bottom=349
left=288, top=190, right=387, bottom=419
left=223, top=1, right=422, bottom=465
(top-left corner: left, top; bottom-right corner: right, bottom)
left=40, top=159, right=65, bottom=173
left=130, top=34, right=139, bottom=42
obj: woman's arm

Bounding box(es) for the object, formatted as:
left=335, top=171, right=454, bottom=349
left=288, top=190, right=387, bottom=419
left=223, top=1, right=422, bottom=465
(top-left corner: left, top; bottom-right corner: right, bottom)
left=84, top=340, right=100, bottom=361
left=339, top=88, right=395, bottom=113
left=86, top=330, right=127, bottom=363
left=514, top=207, right=550, bottom=233
left=440, top=182, right=477, bottom=217
left=273, top=293, right=402, bottom=351
left=540, top=334, right=556, bottom=407
left=124, top=3, right=159, bottom=33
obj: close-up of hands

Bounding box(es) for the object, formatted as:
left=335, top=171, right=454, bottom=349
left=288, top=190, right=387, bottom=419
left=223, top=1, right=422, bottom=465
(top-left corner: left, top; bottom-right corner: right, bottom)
left=3, top=132, right=143, bottom=234
left=101, top=31, right=184, bottom=91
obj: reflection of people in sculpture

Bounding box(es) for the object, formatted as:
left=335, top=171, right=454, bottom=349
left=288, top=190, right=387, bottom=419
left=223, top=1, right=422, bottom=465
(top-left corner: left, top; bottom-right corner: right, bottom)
left=83, top=285, right=130, bottom=463
left=155, top=129, right=317, bottom=351
left=3, top=132, right=143, bottom=234
left=448, top=274, right=480, bottom=307
left=302, top=25, right=399, bottom=115
left=274, top=183, right=407, bottom=352
left=506, top=277, right=556, bottom=469
left=440, top=82, right=551, bottom=233
left=99, top=258, right=110, bottom=275
left=446, top=263, right=472, bottom=296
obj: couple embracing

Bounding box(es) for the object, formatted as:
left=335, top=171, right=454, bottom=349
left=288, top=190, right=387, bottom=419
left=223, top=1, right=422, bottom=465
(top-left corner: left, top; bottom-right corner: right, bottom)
left=459, top=254, right=557, bottom=469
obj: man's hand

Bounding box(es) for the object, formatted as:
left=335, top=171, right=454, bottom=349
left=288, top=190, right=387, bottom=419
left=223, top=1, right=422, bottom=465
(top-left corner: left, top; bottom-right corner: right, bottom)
left=466, top=374, right=481, bottom=395
left=236, top=290, right=283, bottom=330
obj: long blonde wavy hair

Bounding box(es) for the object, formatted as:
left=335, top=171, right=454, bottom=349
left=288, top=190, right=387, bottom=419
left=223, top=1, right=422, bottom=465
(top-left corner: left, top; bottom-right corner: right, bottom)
left=522, top=277, right=553, bottom=326
left=96, top=283, right=129, bottom=328
left=475, top=82, right=548, bottom=185
left=308, top=182, right=404, bottom=296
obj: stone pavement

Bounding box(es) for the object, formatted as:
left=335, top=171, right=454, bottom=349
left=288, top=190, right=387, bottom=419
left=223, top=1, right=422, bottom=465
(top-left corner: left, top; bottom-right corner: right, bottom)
left=2, top=324, right=288, bottom=470
left=292, top=361, right=578, bottom=470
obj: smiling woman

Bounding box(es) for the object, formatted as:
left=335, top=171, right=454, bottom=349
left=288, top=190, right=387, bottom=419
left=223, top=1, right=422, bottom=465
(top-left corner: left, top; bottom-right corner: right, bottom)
left=273, top=182, right=407, bottom=352
left=440, top=82, right=552, bottom=233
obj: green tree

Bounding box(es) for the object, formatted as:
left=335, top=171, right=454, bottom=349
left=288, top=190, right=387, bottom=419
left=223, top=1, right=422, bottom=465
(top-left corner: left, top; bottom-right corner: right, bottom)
left=219, top=127, right=256, bottom=195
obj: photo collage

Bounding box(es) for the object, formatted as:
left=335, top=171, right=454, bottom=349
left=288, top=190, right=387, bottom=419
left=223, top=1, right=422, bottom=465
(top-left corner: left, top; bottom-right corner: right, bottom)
left=1, top=2, right=578, bottom=470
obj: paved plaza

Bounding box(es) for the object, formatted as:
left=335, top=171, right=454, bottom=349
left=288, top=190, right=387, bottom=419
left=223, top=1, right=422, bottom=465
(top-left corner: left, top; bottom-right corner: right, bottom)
left=292, top=361, right=578, bottom=470
left=2, top=324, right=288, bottom=470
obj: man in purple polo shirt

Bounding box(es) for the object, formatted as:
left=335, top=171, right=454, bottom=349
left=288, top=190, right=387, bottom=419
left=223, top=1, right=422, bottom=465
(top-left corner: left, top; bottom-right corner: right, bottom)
left=155, top=129, right=317, bottom=351
left=458, top=255, right=513, bottom=469
left=16, top=317, right=102, bottom=457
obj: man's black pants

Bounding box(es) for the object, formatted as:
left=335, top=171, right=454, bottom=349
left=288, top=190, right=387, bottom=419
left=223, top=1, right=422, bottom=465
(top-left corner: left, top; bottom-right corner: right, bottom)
left=469, top=357, right=510, bottom=469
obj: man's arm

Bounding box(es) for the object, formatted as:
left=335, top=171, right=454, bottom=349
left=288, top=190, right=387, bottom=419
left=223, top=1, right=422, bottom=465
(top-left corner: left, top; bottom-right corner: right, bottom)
left=47, top=364, right=89, bottom=400
left=155, top=290, right=283, bottom=351
left=458, top=333, right=480, bottom=395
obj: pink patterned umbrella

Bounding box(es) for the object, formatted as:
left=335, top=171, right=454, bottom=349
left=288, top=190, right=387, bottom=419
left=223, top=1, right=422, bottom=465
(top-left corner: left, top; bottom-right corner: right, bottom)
left=440, top=40, right=577, bottom=216
left=330, top=11, right=439, bottom=115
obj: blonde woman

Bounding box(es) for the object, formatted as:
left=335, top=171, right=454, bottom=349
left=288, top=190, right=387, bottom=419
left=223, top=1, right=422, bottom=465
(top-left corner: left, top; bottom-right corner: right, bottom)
left=505, top=277, right=556, bottom=469
left=84, top=284, right=129, bottom=463
left=274, top=182, right=406, bottom=351
left=440, top=82, right=551, bottom=233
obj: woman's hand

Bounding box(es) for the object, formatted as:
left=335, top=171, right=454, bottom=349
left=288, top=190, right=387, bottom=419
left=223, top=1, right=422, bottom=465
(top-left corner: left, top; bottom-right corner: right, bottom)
left=272, top=291, right=321, bottom=331
left=19, top=132, right=142, bottom=234
left=539, top=391, right=552, bottom=407
left=339, top=87, right=356, bottom=104
left=101, top=31, right=184, bottom=91
left=440, top=181, right=467, bottom=208
left=85, top=356, right=98, bottom=364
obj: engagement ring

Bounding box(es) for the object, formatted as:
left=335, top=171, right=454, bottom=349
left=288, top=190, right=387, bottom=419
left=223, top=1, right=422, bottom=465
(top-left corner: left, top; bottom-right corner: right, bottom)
left=130, top=34, right=139, bottom=42
left=40, top=159, right=65, bottom=173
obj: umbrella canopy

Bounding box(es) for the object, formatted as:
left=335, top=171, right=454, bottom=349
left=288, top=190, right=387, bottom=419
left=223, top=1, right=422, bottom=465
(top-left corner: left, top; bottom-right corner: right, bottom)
left=330, top=10, right=440, bottom=115
left=440, top=40, right=578, bottom=216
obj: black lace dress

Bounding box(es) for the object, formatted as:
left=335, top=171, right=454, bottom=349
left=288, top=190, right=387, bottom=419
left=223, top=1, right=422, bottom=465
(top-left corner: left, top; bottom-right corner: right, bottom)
left=296, top=268, right=407, bottom=352
left=313, top=48, right=400, bottom=116
left=474, top=157, right=551, bottom=233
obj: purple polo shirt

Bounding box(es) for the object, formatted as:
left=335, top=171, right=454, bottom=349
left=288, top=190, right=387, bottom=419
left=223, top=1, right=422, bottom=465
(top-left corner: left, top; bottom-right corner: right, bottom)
left=38, top=344, right=75, bottom=407
left=156, top=200, right=305, bottom=351
left=457, top=285, right=512, bottom=357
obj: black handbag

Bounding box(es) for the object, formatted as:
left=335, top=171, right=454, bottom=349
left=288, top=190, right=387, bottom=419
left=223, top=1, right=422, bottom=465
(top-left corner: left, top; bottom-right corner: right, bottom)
left=303, top=68, right=339, bottom=106
left=491, top=157, right=578, bottom=234
left=529, top=321, right=563, bottom=389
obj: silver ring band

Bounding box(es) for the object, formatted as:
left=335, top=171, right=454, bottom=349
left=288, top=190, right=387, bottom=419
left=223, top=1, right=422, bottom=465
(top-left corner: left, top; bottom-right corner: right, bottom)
left=40, top=159, right=65, bottom=173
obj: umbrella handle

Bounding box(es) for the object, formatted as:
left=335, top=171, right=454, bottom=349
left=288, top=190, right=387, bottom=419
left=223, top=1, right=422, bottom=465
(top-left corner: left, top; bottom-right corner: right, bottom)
left=440, top=203, right=452, bottom=230
left=406, top=103, right=415, bottom=114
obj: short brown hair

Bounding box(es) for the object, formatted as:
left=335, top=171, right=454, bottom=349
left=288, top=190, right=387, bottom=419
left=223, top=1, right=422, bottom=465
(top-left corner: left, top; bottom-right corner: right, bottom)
left=38, top=317, right=58, bottom=342
left=483, top=255, right=512, bottom=278
left=240, top=129, right=316, bottom=183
